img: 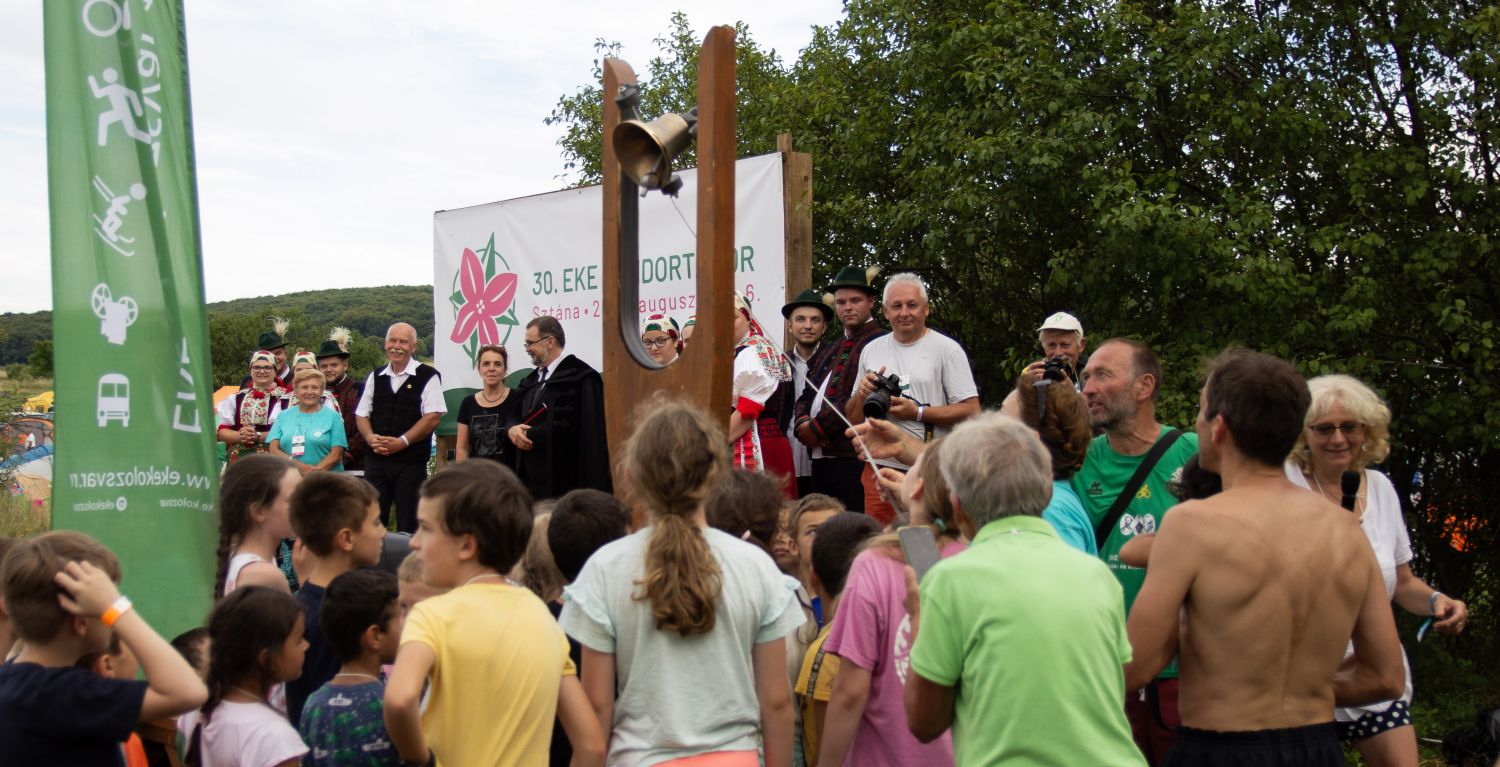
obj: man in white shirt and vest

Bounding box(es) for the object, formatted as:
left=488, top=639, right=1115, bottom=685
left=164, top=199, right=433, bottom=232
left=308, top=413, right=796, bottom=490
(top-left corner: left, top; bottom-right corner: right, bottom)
left=355, top=322, right=445, bottom=533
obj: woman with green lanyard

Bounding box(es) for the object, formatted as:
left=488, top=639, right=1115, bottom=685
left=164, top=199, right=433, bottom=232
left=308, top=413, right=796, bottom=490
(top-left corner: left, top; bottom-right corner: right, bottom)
left=268, top=368, right=347, bottom=474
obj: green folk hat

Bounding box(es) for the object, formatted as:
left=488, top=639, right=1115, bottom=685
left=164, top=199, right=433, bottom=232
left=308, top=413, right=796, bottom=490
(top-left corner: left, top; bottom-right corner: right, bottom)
left=781, top=288, right=835, bottom=321
left=315, top=327, right=354, bottom=359
left=255, top=330, right=287, bottom=351
left=314, top=339, right=349, bottom=359
left=826, top=265, right=880, bottom=296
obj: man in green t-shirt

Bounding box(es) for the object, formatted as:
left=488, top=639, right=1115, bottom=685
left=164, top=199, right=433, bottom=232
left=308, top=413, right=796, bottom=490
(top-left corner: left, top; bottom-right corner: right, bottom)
left=1070, top=338, right=1197, bottom=766
left=907, top=413, right=1145, bottom=767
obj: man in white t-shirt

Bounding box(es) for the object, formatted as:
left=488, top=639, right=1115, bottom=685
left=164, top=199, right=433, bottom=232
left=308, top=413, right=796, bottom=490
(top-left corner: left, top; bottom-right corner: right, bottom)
left=847, top=273, right=979, bottom=524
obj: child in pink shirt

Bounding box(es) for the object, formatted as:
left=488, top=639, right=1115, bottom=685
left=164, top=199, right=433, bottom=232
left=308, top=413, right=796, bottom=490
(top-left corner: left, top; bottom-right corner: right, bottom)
left=817, top=440, right=965, bottom=766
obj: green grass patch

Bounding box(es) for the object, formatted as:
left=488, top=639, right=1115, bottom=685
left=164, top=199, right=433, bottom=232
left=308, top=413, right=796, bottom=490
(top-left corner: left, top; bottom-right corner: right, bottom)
left=0, top=373, right=54, bottom=403
left=0, top=493, right=50, bottom=538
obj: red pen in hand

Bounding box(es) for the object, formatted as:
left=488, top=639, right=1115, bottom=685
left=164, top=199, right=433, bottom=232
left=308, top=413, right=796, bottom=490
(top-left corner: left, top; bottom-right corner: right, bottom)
left=521, top=404, right=548, bottom=426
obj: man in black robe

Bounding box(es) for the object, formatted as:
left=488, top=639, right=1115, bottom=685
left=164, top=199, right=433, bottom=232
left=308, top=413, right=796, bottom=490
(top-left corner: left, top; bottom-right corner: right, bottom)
left=507, top=315, right=612, bottom=499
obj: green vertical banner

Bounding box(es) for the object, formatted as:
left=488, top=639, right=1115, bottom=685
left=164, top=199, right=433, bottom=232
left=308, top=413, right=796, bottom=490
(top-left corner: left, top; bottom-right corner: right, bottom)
left=45, top=0, right=217, bottom=638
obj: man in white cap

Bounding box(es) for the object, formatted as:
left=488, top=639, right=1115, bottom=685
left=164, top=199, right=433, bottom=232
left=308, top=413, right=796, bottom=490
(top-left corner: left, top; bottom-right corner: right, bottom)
left=1002, top=311, right=1088, bottom=416
left=1028, top=311, right=1087, bottom=388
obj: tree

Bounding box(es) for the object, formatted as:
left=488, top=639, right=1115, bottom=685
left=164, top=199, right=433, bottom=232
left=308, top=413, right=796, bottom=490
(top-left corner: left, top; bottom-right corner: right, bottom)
left=546, top=12, right=800, bottom=187
left=550, top=1, right=1498, bottom=662
left=208, top=312, right=269, bottom=388
left=26, top=340, right=53, bottom=379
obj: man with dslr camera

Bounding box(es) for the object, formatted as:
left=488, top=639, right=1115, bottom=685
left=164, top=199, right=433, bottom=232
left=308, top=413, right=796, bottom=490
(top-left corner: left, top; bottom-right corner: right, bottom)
left=848, top=273, right=979, bottom=525
left=1002, top=311, right=1089, bottom=416
left=1029, top=311, right=1088, bottom=387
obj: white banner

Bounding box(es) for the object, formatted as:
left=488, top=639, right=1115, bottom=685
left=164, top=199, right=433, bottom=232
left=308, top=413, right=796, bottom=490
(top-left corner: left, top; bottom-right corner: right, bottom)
left=433, top=152, right=787, bottom=392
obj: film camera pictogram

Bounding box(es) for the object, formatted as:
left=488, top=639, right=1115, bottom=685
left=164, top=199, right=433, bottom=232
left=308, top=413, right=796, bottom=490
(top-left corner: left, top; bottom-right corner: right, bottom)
left=91, top=283, right=139, bottom=346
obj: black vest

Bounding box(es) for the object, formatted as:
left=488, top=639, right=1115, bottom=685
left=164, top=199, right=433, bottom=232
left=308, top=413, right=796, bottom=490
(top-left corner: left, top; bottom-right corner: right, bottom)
left=370, top=363, right=440, bottom=464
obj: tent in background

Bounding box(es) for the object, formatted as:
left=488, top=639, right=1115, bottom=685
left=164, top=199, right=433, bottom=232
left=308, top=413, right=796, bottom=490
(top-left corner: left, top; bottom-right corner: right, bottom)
left=22, top=391, right=54, bottom=413
left=212, top=385, right=238, bottom=408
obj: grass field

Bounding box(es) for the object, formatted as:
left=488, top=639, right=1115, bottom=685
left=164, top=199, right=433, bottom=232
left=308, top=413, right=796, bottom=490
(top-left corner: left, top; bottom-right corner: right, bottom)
left=2, top=372, right=54, bottom=537
left=0, top=373, right=53, bottom=403
left=0, top=493, right=49, bottom=538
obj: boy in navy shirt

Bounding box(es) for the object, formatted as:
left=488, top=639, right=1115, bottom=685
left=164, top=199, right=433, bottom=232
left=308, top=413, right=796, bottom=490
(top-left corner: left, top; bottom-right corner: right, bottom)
left=0, top=531, right=206, bottom=765
left=299, top=569, right=403, bottom=766
left=286, top=472, right=386, bottom=725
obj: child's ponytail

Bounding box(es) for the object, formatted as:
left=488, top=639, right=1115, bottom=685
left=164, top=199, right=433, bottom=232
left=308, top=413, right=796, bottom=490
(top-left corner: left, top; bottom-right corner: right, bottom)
left=625, top=399, right=727, bottom=637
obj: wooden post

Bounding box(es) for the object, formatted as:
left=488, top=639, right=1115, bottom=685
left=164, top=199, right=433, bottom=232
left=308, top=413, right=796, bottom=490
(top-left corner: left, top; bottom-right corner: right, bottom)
left=600, top=27, right=737, bottom=480
left=434, top=434, right=456, bottom=471
left=779, top=132, right=814, bottom=349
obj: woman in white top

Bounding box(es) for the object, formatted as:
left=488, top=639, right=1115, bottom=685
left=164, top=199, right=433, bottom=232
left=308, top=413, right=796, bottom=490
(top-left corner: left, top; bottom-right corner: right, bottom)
left=214, top=454, right=301, bottom=599
left=1285, top=374, right=1468, bottom=767
left=729, top=293, right=796, bottom=497
left=560, top=400, right=804, bottom=766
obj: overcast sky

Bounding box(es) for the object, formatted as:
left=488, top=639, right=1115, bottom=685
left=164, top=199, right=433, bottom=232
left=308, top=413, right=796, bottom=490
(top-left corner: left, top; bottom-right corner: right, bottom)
left=0, top=0, right=844, bottom=313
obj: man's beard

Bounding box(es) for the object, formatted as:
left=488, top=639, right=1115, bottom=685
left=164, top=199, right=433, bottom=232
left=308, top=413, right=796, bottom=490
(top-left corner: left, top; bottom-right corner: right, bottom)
left=1090, top=396, right=1134, bottom=433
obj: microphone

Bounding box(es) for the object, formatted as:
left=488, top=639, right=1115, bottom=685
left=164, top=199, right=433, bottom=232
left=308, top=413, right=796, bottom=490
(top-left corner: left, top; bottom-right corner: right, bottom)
left=1340, top=471, right=1360, bottom=512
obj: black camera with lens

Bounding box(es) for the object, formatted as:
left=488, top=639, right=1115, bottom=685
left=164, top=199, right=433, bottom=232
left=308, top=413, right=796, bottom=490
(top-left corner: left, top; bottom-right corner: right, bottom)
left=862, top=372, right=906, bottom=420
left=1040, top=356, right=1074, bottom=383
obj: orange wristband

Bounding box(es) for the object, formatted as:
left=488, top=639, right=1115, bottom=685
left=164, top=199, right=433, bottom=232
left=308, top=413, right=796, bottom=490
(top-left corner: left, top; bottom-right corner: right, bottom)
left=101, top=595, right=132, bottom=628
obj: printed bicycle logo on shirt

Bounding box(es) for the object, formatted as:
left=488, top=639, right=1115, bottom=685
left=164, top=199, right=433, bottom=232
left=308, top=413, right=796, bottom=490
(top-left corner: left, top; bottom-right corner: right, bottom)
left=448, top=234, right=520, bottom=368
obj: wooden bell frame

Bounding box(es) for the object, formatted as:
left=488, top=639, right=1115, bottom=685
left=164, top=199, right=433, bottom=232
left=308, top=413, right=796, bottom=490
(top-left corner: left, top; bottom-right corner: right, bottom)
left=600, top=26, right=737, bottom=461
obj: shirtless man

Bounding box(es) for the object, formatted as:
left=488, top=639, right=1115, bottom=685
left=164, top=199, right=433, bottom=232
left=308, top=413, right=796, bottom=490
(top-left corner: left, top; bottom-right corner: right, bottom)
left=1124, top=349, right=1405, bottom=766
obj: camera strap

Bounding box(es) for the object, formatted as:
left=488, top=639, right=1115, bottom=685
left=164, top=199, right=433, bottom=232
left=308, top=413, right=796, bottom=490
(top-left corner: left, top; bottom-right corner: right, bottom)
left=1093, top=429, right=1183, bottom=551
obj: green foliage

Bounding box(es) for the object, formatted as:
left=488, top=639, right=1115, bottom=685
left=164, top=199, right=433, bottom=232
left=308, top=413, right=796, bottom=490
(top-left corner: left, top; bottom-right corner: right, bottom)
left=546, top=12, right=799, bottom=187
left=0, top=494, right=49, bottom=539
left=2, top=286, right=434, bottom=388
left=549, top=0, right=1499, bottom=685
left=204, top=287, right=435, bottom=387
left=0, top=384, right=27, bottom=495
left=0, top=312, right=51, bottom=366
left=25, top=340, right=53, bottom=379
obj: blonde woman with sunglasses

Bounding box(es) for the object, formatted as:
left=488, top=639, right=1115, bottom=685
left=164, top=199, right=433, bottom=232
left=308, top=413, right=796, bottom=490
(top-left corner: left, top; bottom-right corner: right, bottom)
left=1286, top=374, right=1467, bottom=767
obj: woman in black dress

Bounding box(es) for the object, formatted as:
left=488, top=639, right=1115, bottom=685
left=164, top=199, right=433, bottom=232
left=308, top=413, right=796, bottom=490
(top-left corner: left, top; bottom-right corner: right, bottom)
left=455, top=344, right=521, bottom=467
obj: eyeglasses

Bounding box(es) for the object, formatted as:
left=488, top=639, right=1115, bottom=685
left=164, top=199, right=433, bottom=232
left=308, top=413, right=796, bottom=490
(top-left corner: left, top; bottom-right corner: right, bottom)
left=523, top=336, right=552, bottom=349
left=250, top=365, right=275, bottom=372
left=1309, top=422, right=1363, bottom=437
left=642, top=338, right=673, bottom=349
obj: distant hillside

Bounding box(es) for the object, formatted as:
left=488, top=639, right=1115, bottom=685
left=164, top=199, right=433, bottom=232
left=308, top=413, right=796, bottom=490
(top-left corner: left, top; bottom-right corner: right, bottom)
left=0, top=312, right=49, bottom=367
left=1, top=286, right=436, bottom=386
left=203, top=285, right=436, bottom=352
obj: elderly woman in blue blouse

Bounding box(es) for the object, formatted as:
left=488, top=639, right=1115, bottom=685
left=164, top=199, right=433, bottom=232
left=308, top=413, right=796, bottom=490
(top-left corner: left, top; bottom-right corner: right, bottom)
left=268, top=368, right=347, bottom=474
left=280, top=350, right=341, bottom=413
left=1285, top=374, right=1467, bottom=767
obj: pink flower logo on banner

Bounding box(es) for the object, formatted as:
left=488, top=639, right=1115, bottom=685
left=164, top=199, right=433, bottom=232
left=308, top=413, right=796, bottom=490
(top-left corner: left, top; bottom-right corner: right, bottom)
left=449, top=247, right=518, bottom=347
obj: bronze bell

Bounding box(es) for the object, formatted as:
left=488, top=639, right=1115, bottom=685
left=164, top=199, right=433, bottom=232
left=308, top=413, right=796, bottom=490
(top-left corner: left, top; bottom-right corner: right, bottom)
left=612, top=108, right=698, bottom=191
